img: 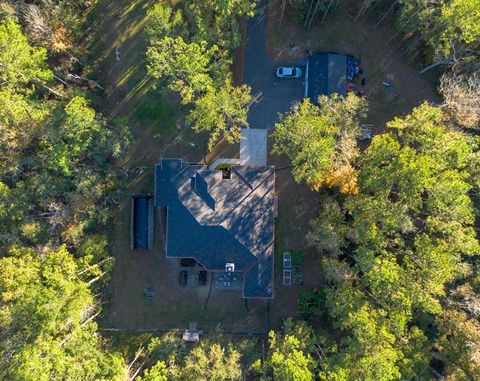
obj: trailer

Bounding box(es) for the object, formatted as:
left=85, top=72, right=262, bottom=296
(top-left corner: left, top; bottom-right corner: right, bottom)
left=130, top=195, right=154, bottom=251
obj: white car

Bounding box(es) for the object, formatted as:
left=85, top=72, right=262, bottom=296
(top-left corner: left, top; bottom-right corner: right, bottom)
left=276, top=66, right=302, bottom=78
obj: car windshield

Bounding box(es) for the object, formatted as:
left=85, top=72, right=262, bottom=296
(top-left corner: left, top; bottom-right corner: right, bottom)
left=283, top=67, right=293, bottom=75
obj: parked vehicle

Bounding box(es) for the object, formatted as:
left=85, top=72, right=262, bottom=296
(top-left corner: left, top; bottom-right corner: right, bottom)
left=276, top=66, right=302, bottom=78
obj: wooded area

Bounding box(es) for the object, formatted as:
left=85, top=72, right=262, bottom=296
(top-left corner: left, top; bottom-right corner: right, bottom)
left=0, top=0, right=478, bottom=380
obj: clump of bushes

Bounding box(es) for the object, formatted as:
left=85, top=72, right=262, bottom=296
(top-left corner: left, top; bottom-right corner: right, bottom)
left=298, top=288, right=325, bottom=320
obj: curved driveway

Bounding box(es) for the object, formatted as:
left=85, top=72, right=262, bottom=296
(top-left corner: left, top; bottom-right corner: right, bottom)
left=244, top=0, right=304, bottom=130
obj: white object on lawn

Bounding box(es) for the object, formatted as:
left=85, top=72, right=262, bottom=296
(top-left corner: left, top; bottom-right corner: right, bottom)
left=283, top=251, right=292, bottom=269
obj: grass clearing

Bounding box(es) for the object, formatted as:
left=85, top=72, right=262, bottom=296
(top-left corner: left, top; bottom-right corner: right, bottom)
left=133, top=90, right=177, bottom=139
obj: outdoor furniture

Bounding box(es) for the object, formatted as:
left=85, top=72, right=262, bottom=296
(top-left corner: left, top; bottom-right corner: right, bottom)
left=283, top=269, right=292, bottom=286
left=283, top=252, right=292, bottom=269
left=144, top=287, right=155, bottom=304
left=183, top=331, right=199, bottom=343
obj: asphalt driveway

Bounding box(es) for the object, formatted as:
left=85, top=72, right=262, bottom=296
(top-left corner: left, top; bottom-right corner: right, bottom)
left=244, top=0, right=305, bottom=130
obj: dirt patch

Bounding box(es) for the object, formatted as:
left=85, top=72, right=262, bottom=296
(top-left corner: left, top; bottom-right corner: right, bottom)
left=266, top=0, right=440, bottom=132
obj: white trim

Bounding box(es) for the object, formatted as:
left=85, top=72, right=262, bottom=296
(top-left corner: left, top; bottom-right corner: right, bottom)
left=208, top=158, right=240, bottom=171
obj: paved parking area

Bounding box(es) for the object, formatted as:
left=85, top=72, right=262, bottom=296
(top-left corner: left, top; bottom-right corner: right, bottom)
left=244, top=0, right=305, bottom=130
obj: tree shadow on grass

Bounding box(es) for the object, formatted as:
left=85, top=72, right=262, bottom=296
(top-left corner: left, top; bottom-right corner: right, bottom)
left=132, top=89, right=177, bottom=139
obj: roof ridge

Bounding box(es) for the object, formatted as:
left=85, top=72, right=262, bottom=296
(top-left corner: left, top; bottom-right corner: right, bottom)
left=221, top=181, right=275, bottom=253
left=231, top=167, right=253, bottom=190
left=215, top=169, right=274, bottom=228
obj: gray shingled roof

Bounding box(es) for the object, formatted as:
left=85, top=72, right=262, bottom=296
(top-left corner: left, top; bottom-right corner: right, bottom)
left=155, top=158, right=275, bottom=298
left=305, top=53, right=347, bottom=102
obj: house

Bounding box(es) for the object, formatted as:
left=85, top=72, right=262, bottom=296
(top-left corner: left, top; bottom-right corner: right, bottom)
left=155, top=158, right=275, bottom=299
left=304, top=53, right=349, bottom=102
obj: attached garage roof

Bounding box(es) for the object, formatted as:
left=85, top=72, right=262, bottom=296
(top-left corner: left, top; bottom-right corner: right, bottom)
left=305, top=53, right=347, bottom=102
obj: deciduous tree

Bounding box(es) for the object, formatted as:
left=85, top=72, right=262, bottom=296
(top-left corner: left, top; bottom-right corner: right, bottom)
left=254, top=319, right=316, bottom=381
left=434, top=308, right=480, bottom=380
left=272, top=94, right=367, bottom=192
left=440, top=73, right=480, bottom=129
left=0, top=18, right=52, bottom=173
left=147, top=36, right=223, bottom=104
left=179, top=341, right=242, bottom=381
left=187, top=80, right=252, bottom=149
left=0, top=246, right=126, bottom=380
left=146, top=1, right=185, bottom=41
left=186, top=0, right=258, bottom=49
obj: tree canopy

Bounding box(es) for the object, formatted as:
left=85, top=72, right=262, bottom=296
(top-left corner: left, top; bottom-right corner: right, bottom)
left=306, top=103, right=480, bottom=380
left=0, top=14, right=128, bottom=379
left=272, top=93, right=367, bottom=193
left=252, top=319, right=316, bottom=381
left=0, top=246, right=126, bottom=380
left=145, top=0, right=256, bottom=149
left=188, top=80, right=252, bottom=149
